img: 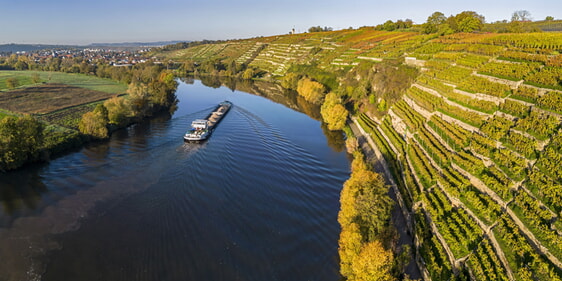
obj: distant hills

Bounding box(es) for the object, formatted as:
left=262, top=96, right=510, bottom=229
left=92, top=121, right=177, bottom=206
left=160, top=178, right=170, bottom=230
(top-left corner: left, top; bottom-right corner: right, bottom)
left=0, top=41, right=187, bottom=53
left=87, top=41, right=185, bottom=48
left=0, top=44, right=74, bottom=53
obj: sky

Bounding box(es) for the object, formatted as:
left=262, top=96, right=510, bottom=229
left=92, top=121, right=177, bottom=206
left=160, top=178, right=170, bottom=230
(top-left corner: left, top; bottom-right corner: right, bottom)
left=1, top=0, right=561, bottom=45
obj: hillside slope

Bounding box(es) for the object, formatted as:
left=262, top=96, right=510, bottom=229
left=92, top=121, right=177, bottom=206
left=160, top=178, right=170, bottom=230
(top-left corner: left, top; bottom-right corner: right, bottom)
left=157, top=29, right=562, bottom=281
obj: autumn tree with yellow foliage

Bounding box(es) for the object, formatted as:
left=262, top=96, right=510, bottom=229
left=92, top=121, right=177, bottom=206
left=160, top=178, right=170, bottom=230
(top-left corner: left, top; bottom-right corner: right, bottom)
left=104, top=96, right=130, bottom=127
left=78, top=104, right=109, bottom=139
left=338, top=149, right=395, bottom=281
left=321, top=92, right=348, bottom=131
left=297, top=77, right=326, bottom=105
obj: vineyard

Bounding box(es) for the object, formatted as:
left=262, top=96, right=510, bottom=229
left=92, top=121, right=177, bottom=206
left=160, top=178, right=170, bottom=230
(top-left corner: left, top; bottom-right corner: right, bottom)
left=354, top=32, right=562, bottom=281
left=156, top=29, right=562, bottom=281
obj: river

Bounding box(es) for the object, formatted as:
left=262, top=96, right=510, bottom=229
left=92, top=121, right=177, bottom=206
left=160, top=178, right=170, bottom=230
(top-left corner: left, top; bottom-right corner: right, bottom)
left=0, top=78, right=350, bottom=281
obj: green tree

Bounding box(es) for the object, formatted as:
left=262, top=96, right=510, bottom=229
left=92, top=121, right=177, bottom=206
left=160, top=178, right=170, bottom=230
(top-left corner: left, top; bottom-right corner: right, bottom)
left=452, top=11, right=485, bottom=33
left=308, top=26, right=332, bottom=32
left=546, top=16, right=554, bottom=21
left=354, top=170, right=393, bottom=240
left=127, top=83, right=151, bottom=118
left=457, top=15, right=483, bottom=32
left=226, top=60, right=238, bottom=76
left=14, top=60, right=28, bottom=71
left=148, top=71, right=178, bottom=112
left=422, top=11, right=447, bottom=34
left=395, top=19, right=413, bottom=29
left=381, top=20, right=397, bottom=31
left=281, top=72, right=301, bottom=90
left=377, top=98, right=387, bottom=111
left=0, top=115, right=44, bottom=170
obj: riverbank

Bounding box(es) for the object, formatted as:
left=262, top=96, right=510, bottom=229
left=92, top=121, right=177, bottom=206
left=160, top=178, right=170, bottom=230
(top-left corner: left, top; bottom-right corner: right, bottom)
left=0, top=69, right=178, bottom=171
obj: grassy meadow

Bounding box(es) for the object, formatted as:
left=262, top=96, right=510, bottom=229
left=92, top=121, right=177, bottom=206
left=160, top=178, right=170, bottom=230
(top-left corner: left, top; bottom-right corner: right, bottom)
left=0, top=71, right=127, bottom=93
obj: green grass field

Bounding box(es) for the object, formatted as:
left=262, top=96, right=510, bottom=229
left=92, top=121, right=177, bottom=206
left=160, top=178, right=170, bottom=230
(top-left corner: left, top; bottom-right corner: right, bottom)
left=0, top=71, right=127, bottom=93
left=0, top=71, right=128, bottom=124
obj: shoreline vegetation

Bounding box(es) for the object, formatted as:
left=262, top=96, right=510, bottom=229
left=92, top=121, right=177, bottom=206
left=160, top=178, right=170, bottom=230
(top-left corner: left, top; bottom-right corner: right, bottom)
left=0, top=65, right=178, bottom=171
left=2, top=8, right=562, bottom=281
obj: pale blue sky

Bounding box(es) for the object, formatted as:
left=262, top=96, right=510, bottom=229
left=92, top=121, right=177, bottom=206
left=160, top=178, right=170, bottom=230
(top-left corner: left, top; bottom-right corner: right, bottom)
left=1, top=0, right=560, bottom=45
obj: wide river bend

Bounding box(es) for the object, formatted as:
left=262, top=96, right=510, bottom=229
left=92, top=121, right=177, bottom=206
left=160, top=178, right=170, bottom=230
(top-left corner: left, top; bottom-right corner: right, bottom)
left=0, top=79, right=350, bottom=281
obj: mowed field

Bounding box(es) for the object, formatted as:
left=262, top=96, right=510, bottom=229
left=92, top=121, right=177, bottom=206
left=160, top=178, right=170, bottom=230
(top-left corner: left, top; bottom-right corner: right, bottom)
left=0, top=71, right=128, bottom=128
left=0, top=71, right=127, bottom=93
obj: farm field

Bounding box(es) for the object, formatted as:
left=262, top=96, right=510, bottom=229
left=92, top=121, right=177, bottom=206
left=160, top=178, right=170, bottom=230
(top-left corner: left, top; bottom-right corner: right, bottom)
left=0, top=83, right=117, bottom=114
left=0, top=71, right=127, bottom=93
left=0, top=71, right=127, bottom=127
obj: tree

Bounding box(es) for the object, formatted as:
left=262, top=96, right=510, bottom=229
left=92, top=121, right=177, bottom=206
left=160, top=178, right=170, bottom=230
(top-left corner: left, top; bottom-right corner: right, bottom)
left=457, top=14, right=483, bottom=32
left=422, top=11, right=447, bottom=34
left=127, top=83, right=151, bottom=118
left=546, top=16, right=554, bottom=21
left=0, top=115, right=44, bottom=170
left=395, top=19, right=413, bottom=29
left=14, top=60, right=28, bottom=71
left=227, top=60, right=238, bottom=76
left=5, top=77, right=18, bottom=89
left=308, top=26, right=332, bottom=32
left=281, top=72, right=301, bottom=90
left=452, top=11, right=485, bottom=33
left=321, top=92, right=348, bottom=131
left=381, top=20, right=397, bottom=31
left=351, top=241, right=395, bottom=281
left=297, top=77, right=326, bottom=104
left=512, top=10, right=532, bottom=22
left=339, top=222, right=363, bottom=278
left=104, top=96, right=130, bottom=127
left=353, top=169, right=393, bottom=241
left=148, top=71, right=178, bottom=112
left=79, top=110, right=108, bottom=139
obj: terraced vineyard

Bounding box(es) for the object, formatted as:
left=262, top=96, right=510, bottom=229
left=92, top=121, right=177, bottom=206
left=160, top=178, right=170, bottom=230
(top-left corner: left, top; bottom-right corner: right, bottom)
left=366, top=33, right=562, bottom=281
left=157, top=28, right=562, bottom=281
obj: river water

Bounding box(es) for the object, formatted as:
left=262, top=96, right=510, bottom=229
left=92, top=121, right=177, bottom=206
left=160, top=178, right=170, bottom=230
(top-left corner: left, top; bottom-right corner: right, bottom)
left=0, top=78, right=350, bottom=281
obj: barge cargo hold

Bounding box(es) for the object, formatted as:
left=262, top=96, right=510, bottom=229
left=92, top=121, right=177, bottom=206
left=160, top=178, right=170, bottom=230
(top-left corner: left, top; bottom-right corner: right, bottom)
left=184, top=101, right=232, bottom=141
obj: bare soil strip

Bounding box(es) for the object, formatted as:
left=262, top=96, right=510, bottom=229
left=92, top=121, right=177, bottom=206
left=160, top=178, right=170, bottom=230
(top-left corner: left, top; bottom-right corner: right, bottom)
left=0, top=83, right=117, bottom=114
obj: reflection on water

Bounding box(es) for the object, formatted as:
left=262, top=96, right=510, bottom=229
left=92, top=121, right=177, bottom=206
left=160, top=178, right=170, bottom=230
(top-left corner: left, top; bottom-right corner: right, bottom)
left=0, top=78, right=349, bottom=281
left=0, top=169, right=47, bottom=217
left=195, top=75, right=344, bottom=152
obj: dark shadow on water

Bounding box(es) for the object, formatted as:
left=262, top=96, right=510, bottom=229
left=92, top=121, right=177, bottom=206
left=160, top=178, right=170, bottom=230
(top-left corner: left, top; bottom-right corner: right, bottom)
left=0, top=167, right=47, bottom=217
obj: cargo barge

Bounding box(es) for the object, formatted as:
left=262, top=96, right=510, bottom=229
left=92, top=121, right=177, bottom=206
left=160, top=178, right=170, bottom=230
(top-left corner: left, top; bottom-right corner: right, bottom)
left=184, top=101, right=232, bottom=141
